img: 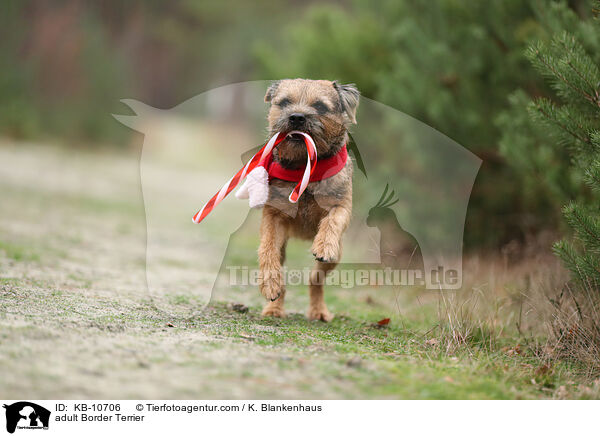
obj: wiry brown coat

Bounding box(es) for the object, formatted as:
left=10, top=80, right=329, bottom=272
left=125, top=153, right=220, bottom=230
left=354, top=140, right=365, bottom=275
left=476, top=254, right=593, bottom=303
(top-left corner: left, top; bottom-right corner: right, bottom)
left=258, top=79, right=359, bottom=322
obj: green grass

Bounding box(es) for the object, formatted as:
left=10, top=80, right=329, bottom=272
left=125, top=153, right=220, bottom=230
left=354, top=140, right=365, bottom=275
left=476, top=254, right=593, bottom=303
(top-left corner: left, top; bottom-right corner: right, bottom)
left=0, top=240, right=40, bottom=262
left=185, top=302, right=584, bottom=399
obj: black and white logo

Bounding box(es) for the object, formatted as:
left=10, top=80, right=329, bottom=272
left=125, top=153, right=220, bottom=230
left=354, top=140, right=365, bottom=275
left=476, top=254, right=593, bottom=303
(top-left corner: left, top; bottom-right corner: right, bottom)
left=3, top=402, right=50, bottom=434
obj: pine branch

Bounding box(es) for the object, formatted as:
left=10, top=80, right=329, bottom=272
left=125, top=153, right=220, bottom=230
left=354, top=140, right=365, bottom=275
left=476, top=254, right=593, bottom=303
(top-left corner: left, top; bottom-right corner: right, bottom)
left=585, top=162, right=600, bottom=192
left=535, top=20, right=600, bottom=289
left=554, top=239, right=583, bottom=281
left=564, top=59, right=600, bottom=108
left=555, top=33, right=600, bottom=108
left=531, top=99, right=591, bottom=145
left=527, top=40, right=593, bottom=105
left=563, top=202, right=600, bottom=252
left=528, top=33, right=600, bottom=110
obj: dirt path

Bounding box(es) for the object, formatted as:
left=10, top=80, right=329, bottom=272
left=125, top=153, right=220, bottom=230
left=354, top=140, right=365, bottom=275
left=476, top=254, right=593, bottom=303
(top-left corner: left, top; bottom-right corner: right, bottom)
left=0, top=139, right=597, bottom=399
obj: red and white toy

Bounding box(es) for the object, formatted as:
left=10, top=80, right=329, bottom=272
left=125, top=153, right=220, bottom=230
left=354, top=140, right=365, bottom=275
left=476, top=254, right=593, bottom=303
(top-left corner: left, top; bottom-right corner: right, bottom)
left=192, top=131, right=317, bottom=224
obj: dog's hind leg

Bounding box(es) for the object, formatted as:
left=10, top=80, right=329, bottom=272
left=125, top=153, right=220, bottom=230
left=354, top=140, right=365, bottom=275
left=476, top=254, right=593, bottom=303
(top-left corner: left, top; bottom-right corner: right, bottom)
left=262, top=242, right=287, bottom=318
left=307, top=257, right=337, bottom=322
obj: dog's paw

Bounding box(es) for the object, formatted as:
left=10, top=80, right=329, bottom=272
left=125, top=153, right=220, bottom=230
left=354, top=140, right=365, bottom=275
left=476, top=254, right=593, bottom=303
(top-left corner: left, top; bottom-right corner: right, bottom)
left=259, top=270, right=282, bottom=301
left=307, top=305, right=334, bottom=322
left=261, top=303, right=286, bottom=318
left=311, top=235, right=340, bottom=263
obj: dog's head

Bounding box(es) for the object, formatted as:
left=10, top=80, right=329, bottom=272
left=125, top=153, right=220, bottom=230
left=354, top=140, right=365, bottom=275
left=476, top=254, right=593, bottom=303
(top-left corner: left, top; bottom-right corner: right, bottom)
left=265, top=79, right=359, bottom=167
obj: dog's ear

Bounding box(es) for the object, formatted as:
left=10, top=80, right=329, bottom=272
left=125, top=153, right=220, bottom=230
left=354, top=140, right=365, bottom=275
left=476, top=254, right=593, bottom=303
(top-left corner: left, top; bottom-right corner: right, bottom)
left=264, top=81, right=281, bottom=103
left=333, top=81, right=360, bottom=124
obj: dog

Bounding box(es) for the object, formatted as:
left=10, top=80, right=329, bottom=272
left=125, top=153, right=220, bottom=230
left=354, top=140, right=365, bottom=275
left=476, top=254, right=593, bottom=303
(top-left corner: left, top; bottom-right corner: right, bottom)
left=258, top=79, right=359, bottom=322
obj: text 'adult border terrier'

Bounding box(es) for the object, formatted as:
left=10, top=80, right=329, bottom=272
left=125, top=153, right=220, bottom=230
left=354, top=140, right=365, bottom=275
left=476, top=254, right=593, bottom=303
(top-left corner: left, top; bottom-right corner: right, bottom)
left=259, top=79, right=359, bottom=322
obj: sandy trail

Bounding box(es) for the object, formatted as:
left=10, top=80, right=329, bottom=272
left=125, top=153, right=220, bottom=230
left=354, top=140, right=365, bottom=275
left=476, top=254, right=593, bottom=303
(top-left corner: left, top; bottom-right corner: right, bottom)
left=0, top=140, right=385, bottom=399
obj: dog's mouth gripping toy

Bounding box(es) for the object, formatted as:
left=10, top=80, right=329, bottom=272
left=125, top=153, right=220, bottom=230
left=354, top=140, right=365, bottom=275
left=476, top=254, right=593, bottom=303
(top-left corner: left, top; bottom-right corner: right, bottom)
left=192, top=131, right=318, bottom=224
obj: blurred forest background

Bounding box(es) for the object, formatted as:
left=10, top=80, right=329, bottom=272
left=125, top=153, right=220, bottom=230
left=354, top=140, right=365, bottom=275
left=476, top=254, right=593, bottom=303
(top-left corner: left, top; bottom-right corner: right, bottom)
left=3, top=0, right=597, bottom=252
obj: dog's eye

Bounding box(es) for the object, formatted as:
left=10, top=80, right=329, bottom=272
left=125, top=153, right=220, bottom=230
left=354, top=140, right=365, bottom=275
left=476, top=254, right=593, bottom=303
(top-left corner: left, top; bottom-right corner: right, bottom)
left=275, top=98, right=291, bottom=108
left=311, top=101, right=329, bottom=115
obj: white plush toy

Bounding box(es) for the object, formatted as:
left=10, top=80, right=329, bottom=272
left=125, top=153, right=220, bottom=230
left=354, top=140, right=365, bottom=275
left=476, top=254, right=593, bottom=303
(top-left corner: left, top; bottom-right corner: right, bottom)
left=234, top=166, right=270, bottom=209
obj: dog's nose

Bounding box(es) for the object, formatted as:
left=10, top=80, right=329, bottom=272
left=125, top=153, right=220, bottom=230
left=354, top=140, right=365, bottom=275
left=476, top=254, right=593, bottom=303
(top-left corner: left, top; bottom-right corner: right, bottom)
left=288, top=113, right=306, bottom=127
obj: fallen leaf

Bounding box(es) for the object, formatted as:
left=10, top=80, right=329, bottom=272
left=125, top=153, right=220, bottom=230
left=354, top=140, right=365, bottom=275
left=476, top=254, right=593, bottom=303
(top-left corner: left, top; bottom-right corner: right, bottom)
left=166, top=322, right=175, bottom=328
left=370, top=318, right=390, bottom=329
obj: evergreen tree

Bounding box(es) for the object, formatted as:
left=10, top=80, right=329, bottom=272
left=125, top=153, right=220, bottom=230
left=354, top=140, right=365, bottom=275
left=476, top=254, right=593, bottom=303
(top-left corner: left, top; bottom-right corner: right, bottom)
left=524, top=11, right=600, bottom=286
left=497, top=2, right=600, bottom=233
left=253, top=0, right=595, bottom=247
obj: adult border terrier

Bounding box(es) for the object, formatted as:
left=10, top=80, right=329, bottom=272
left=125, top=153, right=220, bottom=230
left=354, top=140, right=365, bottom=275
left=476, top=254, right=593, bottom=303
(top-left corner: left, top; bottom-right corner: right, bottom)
left=259, top=79, right=359, bottom=322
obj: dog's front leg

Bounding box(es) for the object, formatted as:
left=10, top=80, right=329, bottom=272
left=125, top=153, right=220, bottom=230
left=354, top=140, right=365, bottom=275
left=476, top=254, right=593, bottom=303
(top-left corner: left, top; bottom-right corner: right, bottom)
left=311, top=205, right=351, bottom=263
left=258, top=206, right=288, bottom=303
